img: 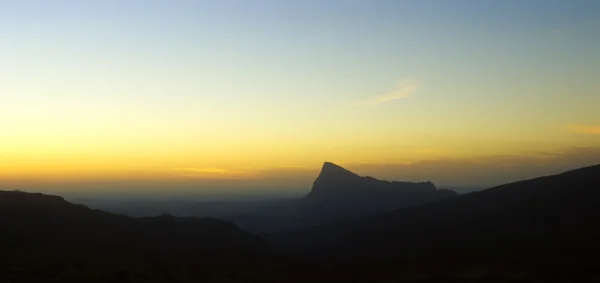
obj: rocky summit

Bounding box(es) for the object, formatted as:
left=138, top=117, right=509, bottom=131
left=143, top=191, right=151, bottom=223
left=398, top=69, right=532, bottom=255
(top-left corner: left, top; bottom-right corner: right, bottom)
left=305, top=162, right=456, bottom=204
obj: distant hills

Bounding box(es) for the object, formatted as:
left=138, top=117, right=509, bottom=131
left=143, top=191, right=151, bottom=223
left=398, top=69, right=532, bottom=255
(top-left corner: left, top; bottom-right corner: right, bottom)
left=76, top=162, right=457, bottom=234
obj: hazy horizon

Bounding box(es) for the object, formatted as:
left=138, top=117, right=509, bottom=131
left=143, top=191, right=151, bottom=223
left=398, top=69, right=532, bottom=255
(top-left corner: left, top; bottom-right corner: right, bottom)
left=2, top=0, right=599, bottom=198
left=3, top=153, right=599, bottom=200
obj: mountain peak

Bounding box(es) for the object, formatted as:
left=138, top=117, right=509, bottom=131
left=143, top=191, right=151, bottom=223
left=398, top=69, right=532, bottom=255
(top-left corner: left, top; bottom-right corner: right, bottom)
left=305, top=162, right=453, bottom=203
left=318, top=162, right=361, bottom=182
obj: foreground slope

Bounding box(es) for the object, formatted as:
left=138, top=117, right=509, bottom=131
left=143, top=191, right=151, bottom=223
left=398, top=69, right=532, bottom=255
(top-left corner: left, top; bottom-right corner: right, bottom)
left=271, top=164, right=600, bottom=277
left=0, top=190, right=270, bottom=282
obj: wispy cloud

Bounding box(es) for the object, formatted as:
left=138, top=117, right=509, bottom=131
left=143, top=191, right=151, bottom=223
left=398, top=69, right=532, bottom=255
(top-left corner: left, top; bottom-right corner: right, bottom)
left=565, top=124, right=600, bottom=134
left=361, top=78, right=420, bottom=105
left=410, top=147, right=447, bottom=155
left=171, top=167, right=253, bottom=179
left=172, top=167, right=229, bottom=174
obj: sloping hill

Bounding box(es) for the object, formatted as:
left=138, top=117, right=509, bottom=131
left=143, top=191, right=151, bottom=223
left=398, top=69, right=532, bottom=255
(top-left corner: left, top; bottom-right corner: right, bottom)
left=0, top=190, right=271, bottom=282
left=270, top=164, right=600, bottom=278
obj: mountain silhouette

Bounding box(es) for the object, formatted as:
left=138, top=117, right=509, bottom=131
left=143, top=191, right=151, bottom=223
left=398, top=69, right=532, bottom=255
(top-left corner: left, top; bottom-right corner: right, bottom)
left=306, top=161, right=454, bottom=203
left=0, top=190, right=265, bottom=255
left=270, top=164, right=600, bottom=279
left=0, top=190, right=272, bottom=281
left=300, top=162, right=456, bottom=218
left=230, top=162, right=457, bottom=233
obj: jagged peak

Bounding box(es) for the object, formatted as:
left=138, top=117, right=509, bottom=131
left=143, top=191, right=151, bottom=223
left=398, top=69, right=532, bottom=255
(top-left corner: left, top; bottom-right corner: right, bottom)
left=305, top=162, right=449, bottom=201
left=321, top=161, right=351, bottom=171
left=318, top=162, right=361, bottom=181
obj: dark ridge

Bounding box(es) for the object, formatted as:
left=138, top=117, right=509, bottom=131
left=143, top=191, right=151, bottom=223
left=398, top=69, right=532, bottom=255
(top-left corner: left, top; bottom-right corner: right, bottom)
left=270, top=163, right=600, bottom=278
left=0, top=190, right=268, bottom=257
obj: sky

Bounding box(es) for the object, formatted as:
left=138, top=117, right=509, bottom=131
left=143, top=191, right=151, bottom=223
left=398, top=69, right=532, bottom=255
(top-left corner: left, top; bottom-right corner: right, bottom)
left=1, top=0, right=599, bottom=198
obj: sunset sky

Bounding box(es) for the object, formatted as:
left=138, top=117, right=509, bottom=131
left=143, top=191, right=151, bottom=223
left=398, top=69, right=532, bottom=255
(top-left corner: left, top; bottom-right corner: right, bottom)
left=1, top=0, right=599, bottom=197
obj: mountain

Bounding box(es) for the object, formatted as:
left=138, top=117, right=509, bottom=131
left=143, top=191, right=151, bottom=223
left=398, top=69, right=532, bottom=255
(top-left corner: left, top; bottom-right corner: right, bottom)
left=270, top=164, right=600, bottom=280
left=305, top=161, right=456, bottom=207
left=229, top=162, right=457, bottom=233
left=0, top=190, right=272, bottom=282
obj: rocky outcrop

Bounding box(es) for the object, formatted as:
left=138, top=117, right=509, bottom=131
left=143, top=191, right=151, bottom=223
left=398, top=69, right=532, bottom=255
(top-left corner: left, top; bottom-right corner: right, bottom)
left=304, top=162, right=456, bottom=204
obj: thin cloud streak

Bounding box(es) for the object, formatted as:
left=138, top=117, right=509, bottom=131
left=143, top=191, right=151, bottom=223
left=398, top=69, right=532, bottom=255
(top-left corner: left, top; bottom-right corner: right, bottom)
left=566, top=124, right=600, bottom=134
left=172, top=168, right=229, bottom=174
left=361, top=79, right=419, bottom=106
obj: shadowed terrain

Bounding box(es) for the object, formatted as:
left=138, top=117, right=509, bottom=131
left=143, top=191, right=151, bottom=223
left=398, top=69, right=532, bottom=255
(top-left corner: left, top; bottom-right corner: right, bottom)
left=0, top=191, right=276, bottom=282
left=2, top=164, right=600, bottom=282
left=268, top=164, right=600, bottom=281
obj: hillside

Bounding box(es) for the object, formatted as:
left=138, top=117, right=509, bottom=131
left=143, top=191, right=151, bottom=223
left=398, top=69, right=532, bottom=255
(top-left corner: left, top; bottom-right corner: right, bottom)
left=0, top=190, right=271, bottom=282
left=269, top=164, right=600, bottom=280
